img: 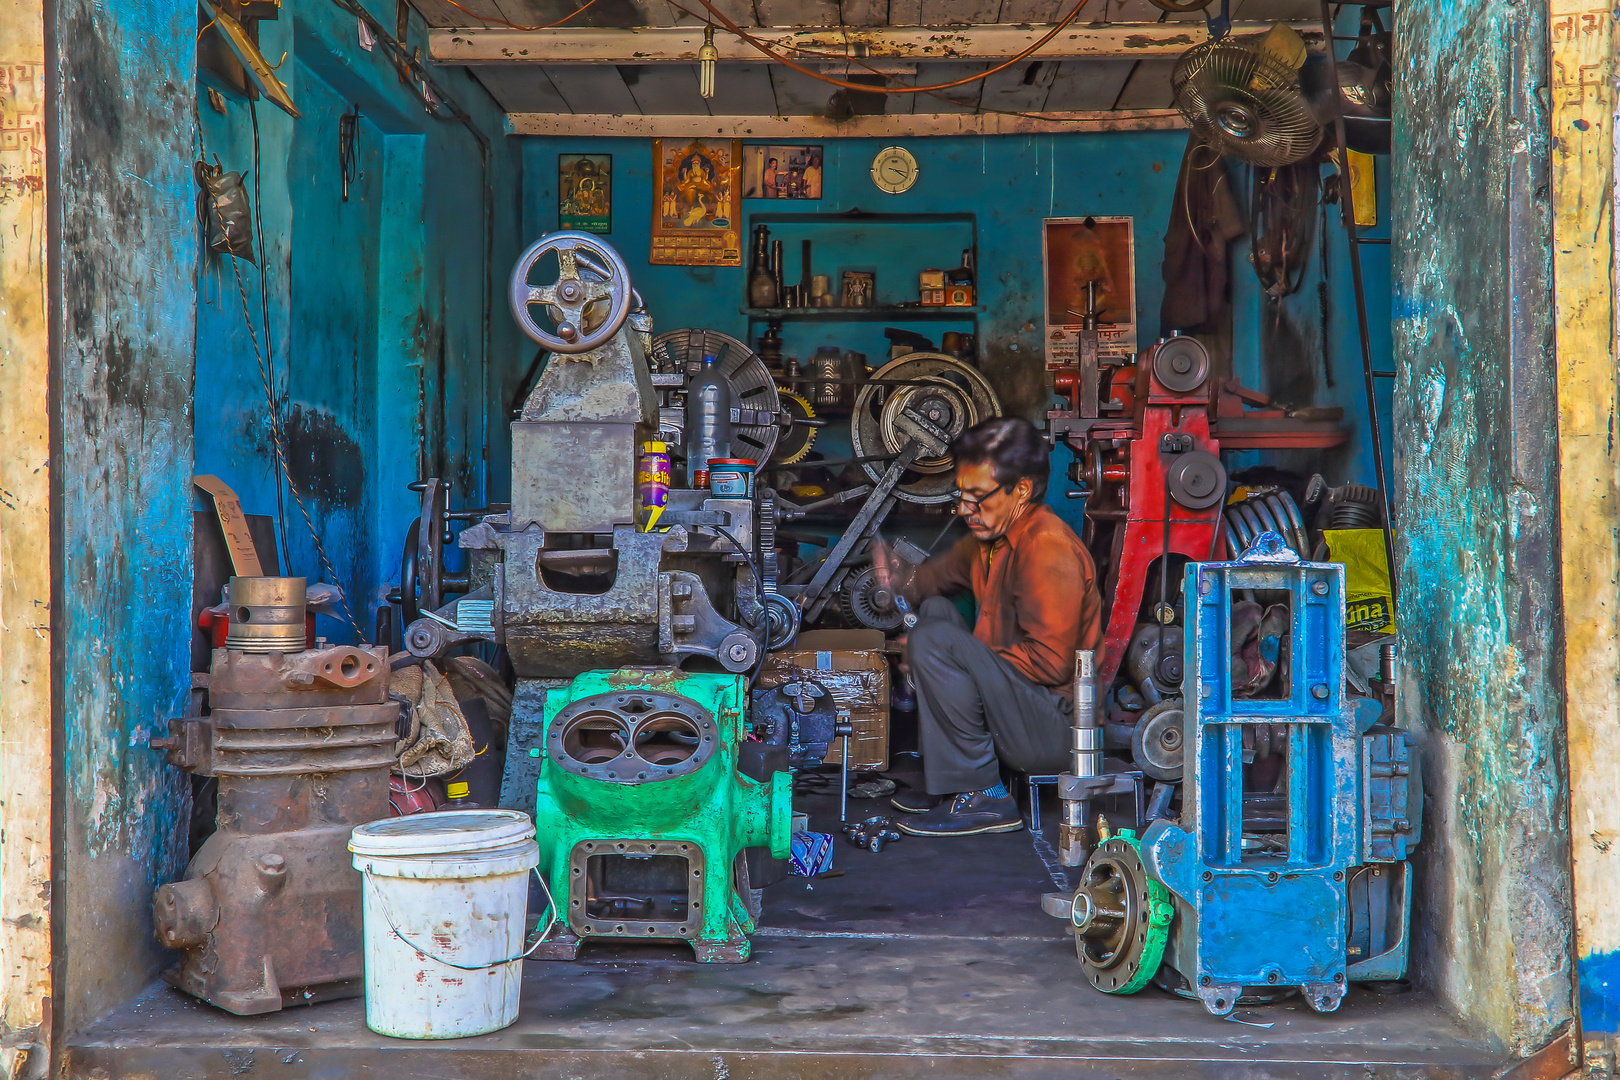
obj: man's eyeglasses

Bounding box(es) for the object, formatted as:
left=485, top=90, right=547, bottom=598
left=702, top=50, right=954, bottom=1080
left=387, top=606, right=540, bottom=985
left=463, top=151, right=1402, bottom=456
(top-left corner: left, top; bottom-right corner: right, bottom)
left=953, top=483, right=1011, bottom=512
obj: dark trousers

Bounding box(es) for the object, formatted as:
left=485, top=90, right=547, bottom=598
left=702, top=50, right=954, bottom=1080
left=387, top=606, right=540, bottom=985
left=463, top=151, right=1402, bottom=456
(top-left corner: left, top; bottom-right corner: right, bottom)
left=906, top=596, right=1072, bottom=794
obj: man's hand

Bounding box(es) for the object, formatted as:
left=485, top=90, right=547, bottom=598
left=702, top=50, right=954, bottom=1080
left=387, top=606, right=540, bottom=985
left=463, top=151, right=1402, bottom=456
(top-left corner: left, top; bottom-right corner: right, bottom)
left=871, top=539, right=911, bottom=595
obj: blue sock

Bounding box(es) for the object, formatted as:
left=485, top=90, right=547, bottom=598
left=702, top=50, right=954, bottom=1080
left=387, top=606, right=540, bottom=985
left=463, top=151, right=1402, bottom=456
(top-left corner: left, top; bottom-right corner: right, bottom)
left=976, top=782, right=1008, bottom=799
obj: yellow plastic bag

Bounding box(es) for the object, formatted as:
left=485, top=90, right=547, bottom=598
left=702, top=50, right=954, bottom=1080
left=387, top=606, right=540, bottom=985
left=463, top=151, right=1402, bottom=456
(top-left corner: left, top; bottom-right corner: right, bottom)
left=1322, top=528, right=1395, bottom=634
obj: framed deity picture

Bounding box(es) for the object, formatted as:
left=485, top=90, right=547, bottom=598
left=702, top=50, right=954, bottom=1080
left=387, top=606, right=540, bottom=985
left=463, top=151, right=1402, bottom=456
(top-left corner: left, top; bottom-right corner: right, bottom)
left=650, top=138, right=743, bottom=266
left=1042, top=216, right=1136, bottom=369
left=559, top=154, right=611, bottom=233
left=742, top=145, right=824, bottom=200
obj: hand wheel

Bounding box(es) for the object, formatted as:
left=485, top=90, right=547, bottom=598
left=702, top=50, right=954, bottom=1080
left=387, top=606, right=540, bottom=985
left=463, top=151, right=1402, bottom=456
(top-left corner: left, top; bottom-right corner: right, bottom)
left=508, top=231, right=633, bottom=354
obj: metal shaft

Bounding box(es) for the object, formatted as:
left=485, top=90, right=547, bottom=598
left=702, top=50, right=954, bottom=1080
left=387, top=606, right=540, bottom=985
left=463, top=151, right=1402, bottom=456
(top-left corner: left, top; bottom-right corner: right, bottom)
left=1060, top=650, right=1101, bottom=866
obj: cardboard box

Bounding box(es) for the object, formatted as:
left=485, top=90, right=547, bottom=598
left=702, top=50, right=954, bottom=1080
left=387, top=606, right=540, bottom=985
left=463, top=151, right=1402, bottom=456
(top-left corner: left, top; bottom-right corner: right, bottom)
left=919, top=268, right=946, bottom=289
left=759, top=629, right=890, bottom=771
left=920, top=287, right=946, bottom=306
left=945, top=285, right=974, bottom=306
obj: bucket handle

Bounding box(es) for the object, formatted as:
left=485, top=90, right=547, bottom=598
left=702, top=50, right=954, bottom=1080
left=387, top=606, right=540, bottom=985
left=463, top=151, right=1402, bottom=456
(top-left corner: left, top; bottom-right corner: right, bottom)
left=364, top=866, right=559, bottom=972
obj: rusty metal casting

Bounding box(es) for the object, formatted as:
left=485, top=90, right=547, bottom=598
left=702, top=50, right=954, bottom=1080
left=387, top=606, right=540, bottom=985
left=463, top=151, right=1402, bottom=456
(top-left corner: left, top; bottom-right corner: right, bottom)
left=151, top=644, right=392, bottom=1015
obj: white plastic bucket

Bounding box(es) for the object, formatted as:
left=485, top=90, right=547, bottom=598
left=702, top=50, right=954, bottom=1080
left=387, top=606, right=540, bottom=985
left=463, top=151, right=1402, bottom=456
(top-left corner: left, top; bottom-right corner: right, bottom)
left=350, top=810, right=540, bottom=1039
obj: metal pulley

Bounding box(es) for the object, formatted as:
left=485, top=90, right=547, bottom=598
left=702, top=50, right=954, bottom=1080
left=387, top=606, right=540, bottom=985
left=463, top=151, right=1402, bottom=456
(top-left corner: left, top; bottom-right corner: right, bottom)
left=850, top=352, right=1001, bottom=504
left=1151, top=335, right=1212, bottom=393
left=840, top=565, right=904, bottom=631
left=1165, top=450, right=1227, bottom=509
left=1131, top=698, right=1185, bottom=782
left=509, top=231, right=633, bottom=354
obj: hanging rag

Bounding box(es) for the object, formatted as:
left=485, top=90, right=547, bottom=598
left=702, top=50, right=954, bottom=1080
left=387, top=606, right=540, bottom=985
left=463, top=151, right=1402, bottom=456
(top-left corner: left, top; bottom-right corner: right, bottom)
left=1160, top=139, right=1246, bottom=334
left=390, top=658, right=476, bottom=778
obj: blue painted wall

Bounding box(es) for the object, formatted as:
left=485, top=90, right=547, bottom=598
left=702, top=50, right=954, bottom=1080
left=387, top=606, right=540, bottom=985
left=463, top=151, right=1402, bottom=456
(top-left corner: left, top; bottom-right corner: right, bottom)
left=1393, top=0, right=1572, bottom=1051
left=520, top=132, right=1182, bottom=540
left=193, top=0, right=525, bottom=644
left=518, top=132, right=1393, bottom=533
left=54, top=0, right=198, bottom=1032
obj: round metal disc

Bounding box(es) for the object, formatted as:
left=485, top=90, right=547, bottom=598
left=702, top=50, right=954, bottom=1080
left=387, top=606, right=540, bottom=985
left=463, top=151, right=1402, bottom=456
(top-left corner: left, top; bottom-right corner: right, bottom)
left=1131, top=698, right=1185, bottom=782
left=649, top=329, right=781, bottom=466
left=1151, top=337, right=1211, bottom=393
left=1072, top=832, right=1174, bottom=994
left=850, top=353, right=1001, bottom=505
left=1165, top=450, right=1227, bottom=509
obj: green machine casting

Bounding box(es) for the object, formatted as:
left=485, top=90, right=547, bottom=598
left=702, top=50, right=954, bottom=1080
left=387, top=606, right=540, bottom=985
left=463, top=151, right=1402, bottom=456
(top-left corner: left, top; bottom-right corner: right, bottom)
left=529, top=668, right=792, bottom=962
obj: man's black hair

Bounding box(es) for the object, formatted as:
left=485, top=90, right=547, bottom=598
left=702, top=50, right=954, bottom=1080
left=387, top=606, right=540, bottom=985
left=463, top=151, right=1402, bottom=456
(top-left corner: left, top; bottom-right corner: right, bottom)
left=951, top=417, right=1050, bottom=502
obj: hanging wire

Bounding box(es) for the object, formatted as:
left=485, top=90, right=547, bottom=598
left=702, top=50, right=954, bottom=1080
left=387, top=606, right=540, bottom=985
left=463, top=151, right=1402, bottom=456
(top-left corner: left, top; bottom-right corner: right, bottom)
left=437, top=0, right=604, bottom=32
left=687, top=0, right=1095, bottom=95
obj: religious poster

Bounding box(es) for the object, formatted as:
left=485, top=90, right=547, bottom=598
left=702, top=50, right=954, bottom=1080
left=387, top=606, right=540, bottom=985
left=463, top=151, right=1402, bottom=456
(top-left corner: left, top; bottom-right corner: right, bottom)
left=1042, top=216, right=1137, bottom=369
left=742, top=145, right=824, bottom=199
left=559, top=153, right=611, bottom=234
left=650, top=138, right=742, bottom=266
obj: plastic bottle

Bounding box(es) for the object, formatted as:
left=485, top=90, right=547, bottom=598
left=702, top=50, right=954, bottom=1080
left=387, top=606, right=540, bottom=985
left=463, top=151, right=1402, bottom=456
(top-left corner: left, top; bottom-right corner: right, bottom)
left=685, top=355, right=733, bottom=487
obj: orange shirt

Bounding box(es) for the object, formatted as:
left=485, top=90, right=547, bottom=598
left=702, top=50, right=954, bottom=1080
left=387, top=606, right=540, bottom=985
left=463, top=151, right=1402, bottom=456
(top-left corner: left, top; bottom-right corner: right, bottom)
left=912, top=504, right=1103, bottom=696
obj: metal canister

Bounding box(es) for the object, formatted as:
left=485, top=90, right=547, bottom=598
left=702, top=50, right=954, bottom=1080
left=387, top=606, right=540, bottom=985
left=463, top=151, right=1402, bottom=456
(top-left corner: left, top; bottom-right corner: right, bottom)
left=225, top=576, right=307, bottom=653
left=708, top=458, right=756, bottom=497
left=638, top=441, right=672, bottom=517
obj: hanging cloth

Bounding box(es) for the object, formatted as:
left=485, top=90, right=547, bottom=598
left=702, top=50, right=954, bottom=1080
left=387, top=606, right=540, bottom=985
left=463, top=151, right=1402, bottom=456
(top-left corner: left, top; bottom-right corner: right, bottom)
left=1160, top=139, right=1246, bottom=334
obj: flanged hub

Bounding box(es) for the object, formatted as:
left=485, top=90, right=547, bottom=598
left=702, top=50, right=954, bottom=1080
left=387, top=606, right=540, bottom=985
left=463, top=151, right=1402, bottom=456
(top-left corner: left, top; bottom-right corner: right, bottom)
left=1071, top=830, right=1174, bottom=994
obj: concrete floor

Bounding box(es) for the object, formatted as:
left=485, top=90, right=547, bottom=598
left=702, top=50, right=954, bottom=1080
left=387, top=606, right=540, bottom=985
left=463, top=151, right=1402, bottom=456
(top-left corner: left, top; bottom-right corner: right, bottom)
left=68, top=771, right=1504, bottom=1079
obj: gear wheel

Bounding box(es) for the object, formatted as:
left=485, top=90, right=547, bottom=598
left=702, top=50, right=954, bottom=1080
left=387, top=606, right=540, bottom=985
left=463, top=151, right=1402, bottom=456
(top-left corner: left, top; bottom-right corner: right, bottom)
left=772, top=389, right=818, bottom=466
left=757, top=486, right=780, bottom=593
left=840, top=566, right=904, bottom=632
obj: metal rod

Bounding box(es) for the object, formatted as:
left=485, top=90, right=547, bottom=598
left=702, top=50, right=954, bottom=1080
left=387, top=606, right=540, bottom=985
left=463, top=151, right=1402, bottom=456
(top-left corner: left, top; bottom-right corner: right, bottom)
left=1319, top=0, right=1399, bottom=607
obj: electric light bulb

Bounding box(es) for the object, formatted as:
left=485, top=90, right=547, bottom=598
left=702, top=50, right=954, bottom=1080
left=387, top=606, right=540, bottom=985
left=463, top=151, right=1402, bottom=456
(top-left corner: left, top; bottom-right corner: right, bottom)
left=699, top=25, right=718, bottom=99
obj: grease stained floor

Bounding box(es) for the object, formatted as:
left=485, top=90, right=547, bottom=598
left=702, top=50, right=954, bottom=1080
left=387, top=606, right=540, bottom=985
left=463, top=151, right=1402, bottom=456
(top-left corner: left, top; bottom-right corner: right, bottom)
left=70, top=764, right=1501, bottom=1079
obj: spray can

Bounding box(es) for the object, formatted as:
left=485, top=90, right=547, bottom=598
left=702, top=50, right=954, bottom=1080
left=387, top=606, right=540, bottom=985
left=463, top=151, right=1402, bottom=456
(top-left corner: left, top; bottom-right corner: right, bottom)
left=638, top=440, right=671, bottom=528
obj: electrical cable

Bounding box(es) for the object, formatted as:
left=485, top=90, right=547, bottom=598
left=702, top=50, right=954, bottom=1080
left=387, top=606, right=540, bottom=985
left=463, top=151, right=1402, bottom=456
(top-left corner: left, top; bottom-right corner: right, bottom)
left=688, top=0, right=1094, bottom=95
left=438, top=0, right=603, bottom=31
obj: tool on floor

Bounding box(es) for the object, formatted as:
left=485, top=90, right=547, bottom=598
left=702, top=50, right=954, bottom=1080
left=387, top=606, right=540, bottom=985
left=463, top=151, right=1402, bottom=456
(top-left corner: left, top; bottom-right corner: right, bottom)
left=528, top=668, right=792, bottom=963
left=843, top=816, right=902, bottom=852
left=151, top=577, right=393, bottom=1014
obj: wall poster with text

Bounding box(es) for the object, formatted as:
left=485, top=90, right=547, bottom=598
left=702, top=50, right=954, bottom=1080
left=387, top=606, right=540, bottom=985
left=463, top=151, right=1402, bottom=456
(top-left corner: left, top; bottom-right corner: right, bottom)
left=651, top=138, right=742, bottom=266
left=1042, top=216, right=1136, bottom=369
left=559, top=153, right=612, bottom=233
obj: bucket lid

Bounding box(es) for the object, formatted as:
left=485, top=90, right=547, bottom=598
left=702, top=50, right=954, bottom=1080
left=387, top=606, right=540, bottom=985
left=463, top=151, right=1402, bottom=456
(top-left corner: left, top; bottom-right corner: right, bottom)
left=349, top=809, right=535, bottom=857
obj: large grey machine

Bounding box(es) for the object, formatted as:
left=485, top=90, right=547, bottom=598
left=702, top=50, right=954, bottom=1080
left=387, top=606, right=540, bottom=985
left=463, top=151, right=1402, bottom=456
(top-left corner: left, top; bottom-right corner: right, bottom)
left=399, top=233, right=786, bottom=677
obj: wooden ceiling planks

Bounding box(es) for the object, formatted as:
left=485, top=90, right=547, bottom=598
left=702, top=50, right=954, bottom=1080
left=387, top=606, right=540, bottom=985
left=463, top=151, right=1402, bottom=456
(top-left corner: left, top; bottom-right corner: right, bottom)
left=701, top=63, right=782, bottom=113
left=468, top=64, right=574, bottom=110
left=766, top=63, right=841, bottom=114
left=975, top=58, right=1057, bottom=115
left=543, top=62, right=645, bottom=111
left=917, top=0, right=1002, bottom=25
left=618, top=63, right=714, bottom=112
left=1110, top=55, right=1176, bottom=109
left=1038, top=56, right=1133, bottom=111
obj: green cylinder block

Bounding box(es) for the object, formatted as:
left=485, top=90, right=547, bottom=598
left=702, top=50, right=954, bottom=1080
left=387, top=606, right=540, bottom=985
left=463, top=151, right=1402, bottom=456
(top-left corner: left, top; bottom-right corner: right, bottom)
left=532, top=667, right=791, bottom=962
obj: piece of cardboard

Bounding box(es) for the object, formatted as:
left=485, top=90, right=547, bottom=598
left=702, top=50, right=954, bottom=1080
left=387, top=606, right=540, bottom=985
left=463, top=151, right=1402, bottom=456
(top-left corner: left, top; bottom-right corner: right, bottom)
left=761, top=629, right=891, bottom=772
left=194, top=475, right=264, bottom=577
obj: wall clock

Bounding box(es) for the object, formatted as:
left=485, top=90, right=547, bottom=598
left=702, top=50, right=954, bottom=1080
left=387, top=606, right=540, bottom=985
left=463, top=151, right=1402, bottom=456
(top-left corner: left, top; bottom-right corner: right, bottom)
left=871, top=146, right=918, bottom=194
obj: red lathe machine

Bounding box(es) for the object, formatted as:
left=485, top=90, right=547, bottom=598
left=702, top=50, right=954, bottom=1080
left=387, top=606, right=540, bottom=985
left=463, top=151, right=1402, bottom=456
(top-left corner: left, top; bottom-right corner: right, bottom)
left=1048, top=332, right=1347, bottom=694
